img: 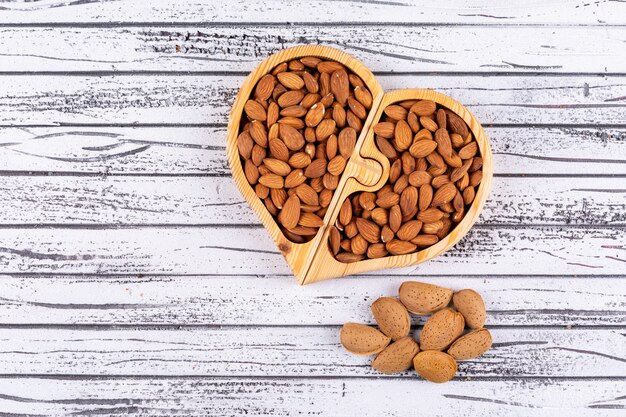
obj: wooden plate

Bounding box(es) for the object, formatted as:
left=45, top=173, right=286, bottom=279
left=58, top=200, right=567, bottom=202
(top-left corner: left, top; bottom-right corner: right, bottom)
left=227, top=45, right=492, bottom=285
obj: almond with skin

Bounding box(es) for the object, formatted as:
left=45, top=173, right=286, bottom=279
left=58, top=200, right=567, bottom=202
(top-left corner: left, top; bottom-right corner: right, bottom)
left=304, top=159, right=327, bottom=178
left=413, top=351, right=457, bottom=383
left=268, top=138, right=289, bottom=162
left=304, top=103, right=325, bottom=127
left=279, top=124, right=305, bottom=151
left=244, top=100, right=267, bottom=121
left=356, top=218, right=380, bottom=244
left=354, top=85, right=373, bottom=109
left=453, top=289, right=486, bottom=329
left=409, top=140, right=437, bottom=158
left=371, top=297, right=411, bottom=341
left=419, top=308, right=465, bottom=351
left=263, top=158, right=291, bottom=177
left=338, top=127, right=357, bottom=159
left=448, top=328, right=492, bottom=360
left=331, top=69, right=350, bottom=105
left=254, top=74, right=275, bottom=101
left=396, top=220, right=422, bottom=241
left=410, top=100, right=436, bottom=117
left=372, top=337, right=420, bottom=374
left=277, top=72, right=305, bottom=90
left=398, top=281, right=453, bottom=315
left=394, top=120, right=413, bottom=151
left=386, top=239, right=417, bottom=255
left=373, top=122, right=395, bottom=139
left=431, top=182, right=457, bottom=206
left=258, top=173, right=283, bottom=189
left=340, top=323, right=391, bottom=355
left=278, top=194, right=300, bottom=229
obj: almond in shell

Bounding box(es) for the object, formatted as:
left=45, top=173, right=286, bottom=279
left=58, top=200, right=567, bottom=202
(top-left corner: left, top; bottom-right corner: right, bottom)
left=371, top=297, right=411, bottom=341
left=453, top=289, right=486, bottom=329
left=448, top=328, right=492, bottom=360
left=399, top=282, right=453, bottom=315
left=413, top=350, right=457, bottom=383
left=371, top=336, right=420, bottom=374
left=419, top=308, right=465, bottom=351
left=340, top=322, right=391, bottom=355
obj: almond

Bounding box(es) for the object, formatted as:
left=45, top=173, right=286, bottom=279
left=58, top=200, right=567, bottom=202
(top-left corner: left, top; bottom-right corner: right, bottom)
left=275, top=90, right=302, bottom=108
left=288, top=152, right=311, bottom=169
left=453, top=289, right=486, bottom=329
left=278, top=194, right=300, bottom=229
left=268, top=138, right=289, bottom=162
left=367, top=243, right=388, bottom=258
left=398, top=281, right=453, bottom=315
left=399, top=186, right=418, bottom=217
left=327, top=155, right=347, bottom=176
left=316, top=119, right=336, bottom=141
left=284, top=169, right=306, bottom=188
left=294, top=183, right=319, bottom=206
left=396, top=220, right=422, bottom=241
left=446, top=110, right=469, bottom=137
left=254, top=74, right=275, bottom=101
left=376, top=192, right=400, bottom=209
left=340, top=323, right=391, bottom=355
left=371, top=297, right=411, bottom=341
left=249, top=120, right=268, bottom=147
left=388, top=205, right=402, bottom=233
left=411, top=234, right=439, bottom=247
left=417, top=208, right=444, bottom=223
left=448, top=328, right=492, bottom=360
left=318, top=60, right=345, bottom=74
left=434, top=128, right=452, bottom=157
left=386, top=239, right=417, bottom=255
left=372, top=337, right=420, bottom=375
left=458, top=141, right=478, bottom=159
left=277, top=72, right=305, bottom=90
left=237, top=131, right=254, bottom=160
left=354, top=85, right=373, bottom=109
left=394, top=120, right=413, bottom=151
left=347, top=97, right=367, bottom=120
left=420, top=116, right=439, bottom=132
left=338, top=127, right=357, bottom=159
left=299, top=212, right=324, bottom=228
left=356, top=218, right=380, bottom=243
left=338, top=198, right=353, bottom=226
left=244, top=159, right=259, bottom=185
left=384, top=105, right=408, bottom=121
left=373, top=122, right=395, bottom=139
left=409, top=140, right=437, bottom=158
left=463, top=186, right=475, bottom=205
left=332, top=102, right=346, bottom=127
left=244, top=99, right=267, bottom=121
left=419, top=308, right=465, bottom=351
left=431, top=182, right=457, bottom=206
left=263, top=158, right=291, bottom=176
left=304, top=103, right=325, bottom=127
left=258, top=173, right=283, bottom=189
left=279, top=124, right=305, bottom=151
left=280, top=105, right=307, bottom=118
left=336, top=252, right=365, bottom=263
left=328, top=226, right=341, bottom=255
left=304, top=159, right=327, bottom=178
left=410, top=100, right=436, bottom=117
left=409, top=171, right=432, bottom=187
left=413, top=351, right=457, bottom=383
left=330, top=69, right=349, bottom=105
left=302, top=71, right=319, bottom=93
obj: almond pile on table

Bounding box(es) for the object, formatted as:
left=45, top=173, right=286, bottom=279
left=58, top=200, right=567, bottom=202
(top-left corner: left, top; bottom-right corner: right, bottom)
left=329, top=100, right=483, bottom=263
left=236, top=57, right=374, bottom=243
left=340, top=281, right=492, bottom=383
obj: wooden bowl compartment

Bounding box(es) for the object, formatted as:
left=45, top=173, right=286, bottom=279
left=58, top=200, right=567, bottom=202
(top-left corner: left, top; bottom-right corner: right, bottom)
left=227, top=46, right=492, bottom=285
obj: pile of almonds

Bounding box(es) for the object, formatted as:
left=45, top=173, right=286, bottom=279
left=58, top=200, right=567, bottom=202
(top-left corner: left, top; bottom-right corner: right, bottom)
left=340, top=282, right=492, bottom=383
left=329, top=100, right=483, bottom=263
left=237, top=57, right=374, bottom=243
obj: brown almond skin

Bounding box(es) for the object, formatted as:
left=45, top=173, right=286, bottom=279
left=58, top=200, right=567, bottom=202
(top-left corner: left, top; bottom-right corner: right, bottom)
left=453, top=289, right=487, bottom=329
left=340, top=323, right=391, bottom=355
left=419, top=308, right=465, bottom=351
left=448, top=328, right=493, bottom=360
left=371, top=337, right=420, bottom=374
left=398, top=281, right=453, bottom=315
left=413, top=351, right=457, bottom=383
left=371, top=297, right=411, bottom=341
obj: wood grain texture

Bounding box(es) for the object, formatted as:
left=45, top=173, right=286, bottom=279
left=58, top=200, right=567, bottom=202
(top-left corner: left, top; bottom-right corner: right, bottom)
left=1, top=173, right=624, bottom=226
left=1, top=25, right=626, bottom=72
left=0, top=275, right=623, bottom=326
left=2, top=75, right=626, bottom=126
left=0, top=126, right=624, bottom=175
left=0, top=226, right=623, bottom=275
left=1, top=0, right=623, bottom=24
left=0, top=377, right=622, bottom=416
left=0, top=327, right=622, bottom=377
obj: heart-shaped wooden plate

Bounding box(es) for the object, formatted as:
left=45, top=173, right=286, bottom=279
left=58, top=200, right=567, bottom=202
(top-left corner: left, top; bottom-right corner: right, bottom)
left=227, top=45, right=492, bottom=285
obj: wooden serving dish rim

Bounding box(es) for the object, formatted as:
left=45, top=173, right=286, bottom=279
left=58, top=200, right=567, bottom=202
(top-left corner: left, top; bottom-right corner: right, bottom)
left=226, top=45, right=493, bottom=285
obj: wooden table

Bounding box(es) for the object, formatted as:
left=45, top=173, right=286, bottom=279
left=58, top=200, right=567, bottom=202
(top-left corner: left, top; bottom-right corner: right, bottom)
left=0, top=1, right=625, bottom=415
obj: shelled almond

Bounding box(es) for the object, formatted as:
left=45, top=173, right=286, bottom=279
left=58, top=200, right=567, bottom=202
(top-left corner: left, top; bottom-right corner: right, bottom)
left=237, top=57, right=374, bottom=243
left=329, top=100, right=482, bottom=262
left=340, top=281, right=492, bottom=383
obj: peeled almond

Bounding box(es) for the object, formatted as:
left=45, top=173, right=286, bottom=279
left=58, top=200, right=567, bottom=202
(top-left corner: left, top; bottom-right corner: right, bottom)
left=453, top=289, right=486, bottom=329
left=371, top=337, right=420, bottom=374
left=340, top=323, right=391, bottom=355
left=448, top=328, right=493, bottom=360
left=419, top=308, right=465, bottom=351
left=398, top=281, right=453, bottom=315
left=371, top=297, right=411, bottom=341
left=413, top=351, right=457, bottom=383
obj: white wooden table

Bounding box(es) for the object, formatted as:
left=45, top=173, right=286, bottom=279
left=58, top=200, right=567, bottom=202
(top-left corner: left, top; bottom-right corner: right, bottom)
left=0, top=1, right=625, bottom=415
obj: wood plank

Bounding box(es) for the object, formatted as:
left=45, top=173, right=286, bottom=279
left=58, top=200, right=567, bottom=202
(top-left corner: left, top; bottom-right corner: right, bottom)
left=1, top=126, right=625, bottom=175
left=0, top=327, right=622, bottom=377
left=0, top=377, right=622, bottom=416
left=2, top=25, right=626, bottom=73
left=2, top=75, right=626, bottom=126
left=0, top=176, right=624, bottom=226
left=1, top=0, right=623, bottom=24
left=0, top=275, right=623, bottom=326
left=0, top=226, right=623, bottom=275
